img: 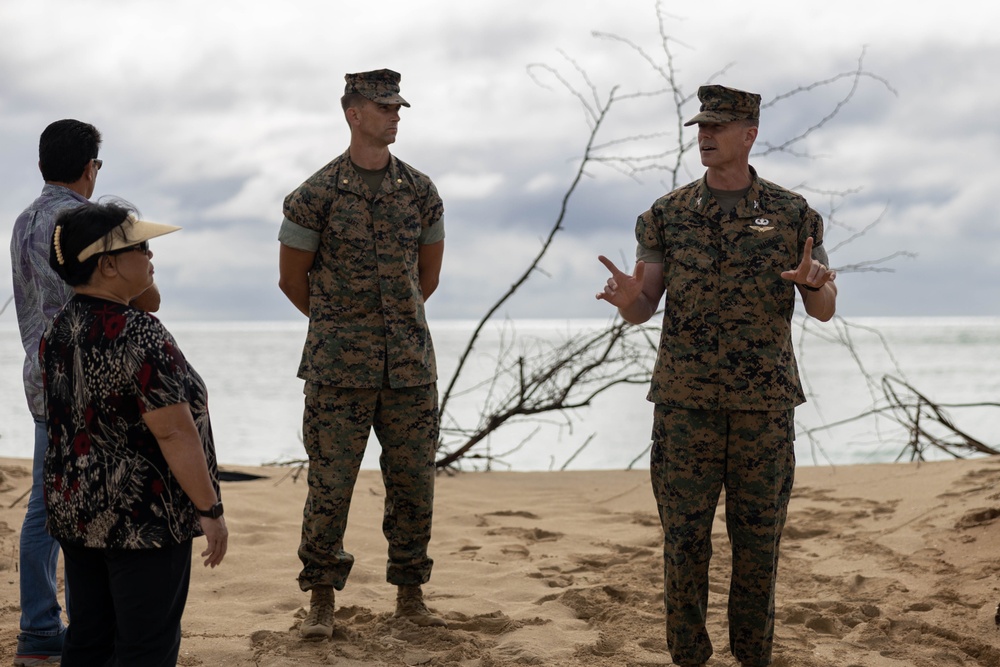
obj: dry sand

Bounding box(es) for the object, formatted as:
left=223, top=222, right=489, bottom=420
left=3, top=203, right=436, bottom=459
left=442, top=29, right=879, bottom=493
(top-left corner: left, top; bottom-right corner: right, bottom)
left=2, top=455, right=1000, bottom=666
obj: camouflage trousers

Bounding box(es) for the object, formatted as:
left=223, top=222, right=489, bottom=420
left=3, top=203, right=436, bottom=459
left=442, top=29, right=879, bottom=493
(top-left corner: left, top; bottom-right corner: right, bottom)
left=650, top=404, right=795, bottom=667
left=297, top=381, right=439, bottom=592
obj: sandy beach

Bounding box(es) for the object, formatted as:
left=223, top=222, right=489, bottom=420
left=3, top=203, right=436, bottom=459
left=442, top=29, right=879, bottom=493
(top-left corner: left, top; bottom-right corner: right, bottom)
left=2, top=455, right=1000, bottom=666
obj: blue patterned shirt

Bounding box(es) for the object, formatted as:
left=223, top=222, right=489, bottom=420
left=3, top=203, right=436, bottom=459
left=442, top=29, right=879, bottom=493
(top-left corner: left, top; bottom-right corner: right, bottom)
left=11, top=184, right=85, bottom=419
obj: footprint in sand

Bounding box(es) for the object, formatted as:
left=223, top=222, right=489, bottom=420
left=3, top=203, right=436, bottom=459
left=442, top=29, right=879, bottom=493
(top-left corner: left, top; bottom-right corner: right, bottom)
left=500, top=543, right=530, bottom=558
left=480, top=520, right=563, bottom=560
left=955, top=507, right=1000, bottom=528
left=527, top=566, right=574, bottom=588
left=483, top=510, right=541, bottom=520
left=486, top=526, right=562, bottom=543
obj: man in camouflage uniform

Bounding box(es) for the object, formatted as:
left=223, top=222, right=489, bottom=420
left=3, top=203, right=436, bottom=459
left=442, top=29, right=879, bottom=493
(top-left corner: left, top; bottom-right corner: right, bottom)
left=596, top=85, right=838, bottom=666
left=277, top=69, right=446, bottom=639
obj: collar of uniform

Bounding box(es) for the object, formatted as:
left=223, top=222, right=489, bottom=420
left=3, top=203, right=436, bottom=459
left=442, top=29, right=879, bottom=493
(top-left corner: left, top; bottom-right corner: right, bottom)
left=687, top=177, right=715, bottom=215
left=688, top=165, right=767, bottom=217
left=337, top=149, right=406, bottom=198
left=732, top=165, right=767, bottom=217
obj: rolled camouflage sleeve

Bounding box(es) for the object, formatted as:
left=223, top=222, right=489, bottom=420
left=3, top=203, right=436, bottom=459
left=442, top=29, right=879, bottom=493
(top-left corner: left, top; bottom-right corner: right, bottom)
left=278, top=217, right=321, bottom=252
left=417, top=181, right=445, bottom=244
left=419, top=218, right=445, bottom=245
left=282, top=167, right=338, bottom=233
left=284, top=188, right=323, bottom=232
left=635, top=207, right=664, bottom=262
left=805, top=206, right=829, bottom=265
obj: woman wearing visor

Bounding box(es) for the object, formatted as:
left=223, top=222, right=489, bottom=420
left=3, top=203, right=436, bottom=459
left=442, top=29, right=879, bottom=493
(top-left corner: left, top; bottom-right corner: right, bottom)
left=41, top=200, right=227, bottom=667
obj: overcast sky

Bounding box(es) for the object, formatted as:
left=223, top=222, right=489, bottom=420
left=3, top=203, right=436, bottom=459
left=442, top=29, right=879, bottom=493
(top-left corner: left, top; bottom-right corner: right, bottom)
left=2, top=1, right=998, bottom=323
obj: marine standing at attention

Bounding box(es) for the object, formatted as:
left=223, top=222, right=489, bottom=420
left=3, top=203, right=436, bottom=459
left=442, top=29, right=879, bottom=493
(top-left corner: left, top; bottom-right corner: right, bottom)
left=596, top=85, right=837, bottom=667
left=278, top=68, right=447, bottom=639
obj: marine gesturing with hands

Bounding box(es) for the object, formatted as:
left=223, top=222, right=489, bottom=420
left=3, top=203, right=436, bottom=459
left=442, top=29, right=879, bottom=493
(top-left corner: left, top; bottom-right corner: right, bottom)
left=597, top=235, right=837, bottom=316
left=592, top=83, right=839, bottom=667
left=595, top=255, right=667, bottom=325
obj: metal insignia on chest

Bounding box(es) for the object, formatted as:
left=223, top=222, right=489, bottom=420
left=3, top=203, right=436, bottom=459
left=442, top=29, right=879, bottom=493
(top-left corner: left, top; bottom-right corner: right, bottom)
left=748, top=218, right=774, bottom=233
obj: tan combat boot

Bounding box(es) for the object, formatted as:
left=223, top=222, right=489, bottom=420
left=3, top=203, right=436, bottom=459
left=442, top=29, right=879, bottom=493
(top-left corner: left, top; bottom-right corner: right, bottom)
left=300, top=585, right=335, bottom=639
left=393, top=584, right=447, bottom=627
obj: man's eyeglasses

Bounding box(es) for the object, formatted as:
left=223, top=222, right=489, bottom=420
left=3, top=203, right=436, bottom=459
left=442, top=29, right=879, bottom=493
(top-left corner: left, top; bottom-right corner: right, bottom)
left=92, top=158, right=103, bottom=171
left=106, top=241, right=149, bottom=256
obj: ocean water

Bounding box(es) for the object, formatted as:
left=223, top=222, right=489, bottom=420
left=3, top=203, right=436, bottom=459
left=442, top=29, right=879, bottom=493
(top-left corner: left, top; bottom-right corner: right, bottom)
left=1, top=317, right=998, bottom=471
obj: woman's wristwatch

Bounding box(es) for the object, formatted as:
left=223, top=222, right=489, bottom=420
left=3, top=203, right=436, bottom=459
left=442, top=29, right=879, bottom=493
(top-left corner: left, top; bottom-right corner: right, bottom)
left=197, top=501, right=224, bottom=519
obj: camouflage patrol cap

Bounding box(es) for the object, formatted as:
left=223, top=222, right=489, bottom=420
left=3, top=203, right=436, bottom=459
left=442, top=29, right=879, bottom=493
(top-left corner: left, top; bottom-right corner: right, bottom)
left=683, top=85, right=761, bottom=126
left=344, top=69, right=410, bottom=107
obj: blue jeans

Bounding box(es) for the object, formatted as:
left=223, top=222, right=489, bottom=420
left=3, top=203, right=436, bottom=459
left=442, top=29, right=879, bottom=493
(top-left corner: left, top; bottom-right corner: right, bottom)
left=19, top=419, right=64, bottom=637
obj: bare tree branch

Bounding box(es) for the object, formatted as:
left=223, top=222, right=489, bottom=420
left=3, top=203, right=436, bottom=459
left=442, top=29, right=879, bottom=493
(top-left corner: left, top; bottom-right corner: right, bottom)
left=437, top=319, right=657, bottom=469
left=756, top=46, right=899, bottom=158
left=437, top=70, right=621, bottom=426
left=800, top=375, right=1000, bottom=462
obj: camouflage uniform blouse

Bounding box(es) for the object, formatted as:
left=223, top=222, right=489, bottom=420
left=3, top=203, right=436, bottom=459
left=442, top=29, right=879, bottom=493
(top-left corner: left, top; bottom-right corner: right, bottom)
left=282, top=150, right=444, bottom=389
left=636, top=167, right=824, bottom=411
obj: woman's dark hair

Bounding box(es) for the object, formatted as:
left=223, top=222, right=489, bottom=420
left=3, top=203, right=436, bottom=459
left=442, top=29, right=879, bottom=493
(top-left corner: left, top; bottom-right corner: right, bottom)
left=49, top=199, right=139, bottom=286
left=38, top=119, right=102, bottom=184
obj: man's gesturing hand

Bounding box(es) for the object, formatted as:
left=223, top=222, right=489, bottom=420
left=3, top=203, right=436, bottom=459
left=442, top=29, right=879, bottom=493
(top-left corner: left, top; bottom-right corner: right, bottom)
left=780, top=237, right=836, bottom=290
left=596, top=256, right=646, bottom=309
